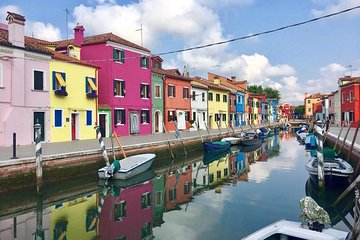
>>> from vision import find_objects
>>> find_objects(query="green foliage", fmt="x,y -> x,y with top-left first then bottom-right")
294,105 -> 305,114
248,85 -> 281,102
248,85 -> 263,93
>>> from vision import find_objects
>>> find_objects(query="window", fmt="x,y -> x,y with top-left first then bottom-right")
192,91 -> 196,100
114,79 -> 125,97
169,188 -> 176,201
185,111 -> 190,121
193,112 -> 196,121
168,85 -> 175,97
342,92 -> 345,103
202,92 -> 205,101
140,84 -> 150,98
85,77 -> 97,94
208,92 -> 213,101
215,113 -> 219,121
350,91 -> 354,102
209,173 -> 214,183
217,170 -> 221,178
184,182 -> 191,195
256,102 -> 259,108
86,110 -> 92,126
113,49 -> 125,63
341,112 -> 345,121
308,108 -> 311,112
216,94 -> 220,102
140,56 -> 149,68
114,201 -> 126,221
223,95 -> 227,102
155,84 -> 161,98
183,87 -> 189,99
54,109 -> 63,127
141,192 -> 151,209
224,168 -> 228,176
155,191 -> 162,205
141,222 -> 151,239
141,110 -> 149,124
34,70 -> 44,90
168,110 -> 176,121
114,109 -> 125,125
52,71 -> 66,91
222,114 -> 226,121
203,112 -> 206,121
307,100 -> 310,104
349,112 -> 354,122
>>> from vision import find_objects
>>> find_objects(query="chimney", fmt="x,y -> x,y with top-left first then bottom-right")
231,76 -> 236,82
74,25 -> 85,45
214,77 -> 220,85
6,12 -> 25,48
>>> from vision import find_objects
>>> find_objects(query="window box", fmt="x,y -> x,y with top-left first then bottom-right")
86,90 -> 97,99
55,86 -> 68,96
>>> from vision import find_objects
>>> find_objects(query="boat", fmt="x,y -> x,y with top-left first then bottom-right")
258,127 -> 269,138
221,136 -> 241,145
304,133 -> 316,149
238,142 -> 262,152
296,128 -> 309,143
305,157 -> 353,186
242,196 -> 350,240
242,219 -> 350,240
203,141 -> 231,152
98,153 -> 156,180
203,149 -> 230,165
239,136 -> 262,146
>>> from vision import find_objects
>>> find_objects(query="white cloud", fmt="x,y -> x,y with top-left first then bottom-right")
26,22 -> 62,41
311,0 -> 360,17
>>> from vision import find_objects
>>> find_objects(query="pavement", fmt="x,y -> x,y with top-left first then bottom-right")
0,124 -> 359,166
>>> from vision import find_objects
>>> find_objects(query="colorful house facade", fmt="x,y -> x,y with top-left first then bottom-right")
151,56 -> 164,133
191,80 -> 208,130
304,92 -> 322,119
0,12 -> 51,146
268,99 -> 278,123
338,76 -> 360,127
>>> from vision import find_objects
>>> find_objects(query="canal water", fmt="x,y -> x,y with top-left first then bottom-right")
0,131 -> 355,239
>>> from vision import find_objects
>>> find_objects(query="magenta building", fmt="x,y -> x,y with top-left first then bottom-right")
99,180 -> 153,239
71,26 -> 152,137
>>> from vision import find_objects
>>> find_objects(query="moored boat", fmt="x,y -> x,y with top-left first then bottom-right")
305,157 -> 353,186
98,153 -> 156,180
258,127 -> 269,138
221,136 -> 241,145
239,137 -> 262,146
203,141 -> 231,152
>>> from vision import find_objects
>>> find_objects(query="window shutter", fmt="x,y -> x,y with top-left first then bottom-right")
113,80 -> 116,96
52,71 -> 56,90
85,77 -> 89,93
113,49 -> 117,61
121,50 -> 125,63
123,81 -> 126,96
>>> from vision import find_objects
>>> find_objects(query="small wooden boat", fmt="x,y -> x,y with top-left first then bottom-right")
203,141 -> 231,152
305,157 -> 353,186
238,143 -> 262,153
98,153 -> 156,180
221,136 -> 241,145
242,219 -> 350,240
239,137 -> 262,146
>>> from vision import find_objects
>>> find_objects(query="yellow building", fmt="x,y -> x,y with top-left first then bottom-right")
49,51 -> 99,142
193,77 -> 230,129
304,93 -> 322,119
252,97 -> 259,125
208,153 -> 231,187
50,194 -> 98,240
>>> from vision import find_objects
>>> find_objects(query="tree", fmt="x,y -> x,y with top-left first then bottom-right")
264,87 -> 280,102
248,85 -> 263,93
294,105 -> 305,115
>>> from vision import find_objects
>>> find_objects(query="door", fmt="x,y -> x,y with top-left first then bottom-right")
154,111 -> 160,133
33,112 -> 45,141
99,113 -> 107,137
71,113 -> 79,140
176,110 -> 186,129
130,112 -> 139,134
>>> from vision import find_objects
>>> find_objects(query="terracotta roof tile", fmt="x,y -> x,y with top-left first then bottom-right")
192,77 -> 230,92
152,68 -> 192,82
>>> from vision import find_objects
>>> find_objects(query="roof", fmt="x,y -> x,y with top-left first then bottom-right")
152,68 -> 192,82
208,72 -> 247,92
305,93 -> 322,99
6,12 -> 25,23
52,32 -> 150,52
191,80 -> 208,90
192,77 -> 230,92
339,76 -> 360,87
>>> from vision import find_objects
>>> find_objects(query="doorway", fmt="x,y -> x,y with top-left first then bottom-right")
130,112 -> 139,134
71,113 -> 79,140
33,112 -> 45,142
154,110 -> 162,133
99,113 -> 108,137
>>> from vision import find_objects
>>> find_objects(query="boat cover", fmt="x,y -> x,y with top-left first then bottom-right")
299,196 -> 330,225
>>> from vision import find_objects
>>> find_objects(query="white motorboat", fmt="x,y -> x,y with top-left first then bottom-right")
221,137 -> 241,145
242,219 -> 350,240
305,157 -> 353,185
98,153 -> 155,180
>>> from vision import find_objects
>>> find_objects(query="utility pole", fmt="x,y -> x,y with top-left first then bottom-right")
136,24 -> 143,46
65,8 -> 70,40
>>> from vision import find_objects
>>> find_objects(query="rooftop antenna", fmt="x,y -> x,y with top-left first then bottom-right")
65,8 -> 70,40
136,24 -> 143,46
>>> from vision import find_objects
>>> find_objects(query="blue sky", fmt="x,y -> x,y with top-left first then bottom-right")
1,0 -> 359,105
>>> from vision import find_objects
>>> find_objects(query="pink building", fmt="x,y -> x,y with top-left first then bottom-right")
54,26 -> 152,137
99,180 -> 153,239
0,12 -> 51,146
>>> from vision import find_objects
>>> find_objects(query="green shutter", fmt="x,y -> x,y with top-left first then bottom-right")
113,49 -> 117,61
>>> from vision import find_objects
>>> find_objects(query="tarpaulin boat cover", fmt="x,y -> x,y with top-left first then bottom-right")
299,196 -> 331,224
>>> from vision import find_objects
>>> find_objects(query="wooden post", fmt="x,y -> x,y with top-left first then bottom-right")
332,174 -> 360,207
94,126 -> 110,166
333,121 -> 345,151
11,133 -> 17,159
204,122 -> 212,142
110,134 -> 117,161
196,120 -> 204,143
314,126 -> 325,188
162,120 -> 175,159
34,122 -> 43,192
338,124 -> 352,155
351,120 -> 360,172
224,121 -> 231,136
215,121 -> 222,137
113,132 -> 126,158
35,191 -> 44,240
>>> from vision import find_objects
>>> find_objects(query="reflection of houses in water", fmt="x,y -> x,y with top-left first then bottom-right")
208,154 -> 230,187
165,165 -> 193,211
50,194 -> 98,240
99,180 -> 153,240
152,174 -> 166,227
0,207 -> 51,239
192,160 -> 208,194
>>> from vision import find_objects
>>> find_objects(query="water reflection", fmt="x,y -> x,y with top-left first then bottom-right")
0,132 -> 355,239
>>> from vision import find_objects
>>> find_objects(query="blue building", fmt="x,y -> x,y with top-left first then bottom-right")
235,91 -> 246,126
268,99 -> 278,123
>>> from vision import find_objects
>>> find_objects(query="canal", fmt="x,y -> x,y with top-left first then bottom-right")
0,131 -> 355,239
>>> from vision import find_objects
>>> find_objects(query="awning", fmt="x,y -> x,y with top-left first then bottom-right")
87,77 -> 97,91
55,72 -> 66,87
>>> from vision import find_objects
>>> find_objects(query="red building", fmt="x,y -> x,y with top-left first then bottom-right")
339,76 -> 360,127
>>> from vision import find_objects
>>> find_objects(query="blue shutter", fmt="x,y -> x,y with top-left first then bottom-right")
86,110 -> 92,126
52,71 -> 56,90
85,77 -> 89,93
54,110 -> 62,127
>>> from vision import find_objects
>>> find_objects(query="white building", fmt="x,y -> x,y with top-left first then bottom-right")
334,90 -> 341,126
191,81 -> 208,130
191,160 -> 209,194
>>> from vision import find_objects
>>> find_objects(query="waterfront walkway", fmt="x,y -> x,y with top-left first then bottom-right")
0,124 -> 359,165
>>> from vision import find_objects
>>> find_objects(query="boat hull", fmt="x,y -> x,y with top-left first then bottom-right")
221,137 -> 241,145
239,138 -> 262,146
203,141 -> 231,152
98,153 -> 155,180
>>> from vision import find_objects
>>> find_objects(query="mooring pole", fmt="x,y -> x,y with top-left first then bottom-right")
11,133 -> 17,159
162,120 -> 175,159
338,123 -> 352,155
34,122 -> 43,192
314,125 -> 325,188
224,121 -> 231,136
351,120 -> 360,172
35,191 -> 44,240
94,126 -> 110,166
334,121 -> 345,151
196,120 -> 204,143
